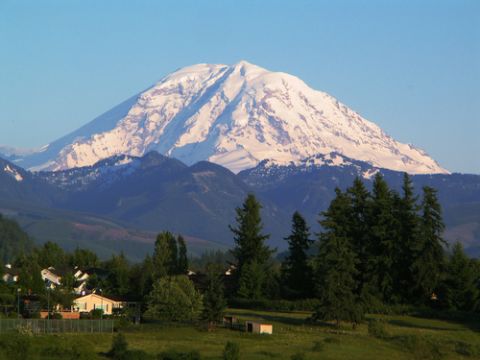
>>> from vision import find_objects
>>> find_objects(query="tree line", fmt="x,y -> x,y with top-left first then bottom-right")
1,173 -> 479,327
228,173 -> 480,325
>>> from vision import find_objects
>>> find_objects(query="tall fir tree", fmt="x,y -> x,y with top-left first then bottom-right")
411,186 -> 446,304
314,189 -> 362,326
230,194 -> 273,298
366,174 -> 399,303
177,235 -> 189,274
397,173 -> 420,302
202,263 -> 227,329
281,211 -> 313,298
346,178 -> 372,303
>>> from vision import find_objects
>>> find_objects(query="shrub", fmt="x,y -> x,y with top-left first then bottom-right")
311,341 -> 324,352
368,319 -> 388,339
51,312 -> 63,320
223,341 -> 240,360
90,309 -> 104,319
109,333 -> 129,359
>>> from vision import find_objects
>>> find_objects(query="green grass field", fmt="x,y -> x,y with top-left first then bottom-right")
1,309 -> 479,359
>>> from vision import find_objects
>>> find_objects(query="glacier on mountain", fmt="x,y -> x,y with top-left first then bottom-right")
4,61 -> 448,175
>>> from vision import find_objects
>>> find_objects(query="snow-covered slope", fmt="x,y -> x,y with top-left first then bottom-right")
11,61 -> 448,174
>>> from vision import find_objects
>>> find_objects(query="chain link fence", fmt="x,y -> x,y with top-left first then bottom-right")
0,319 -> 114,334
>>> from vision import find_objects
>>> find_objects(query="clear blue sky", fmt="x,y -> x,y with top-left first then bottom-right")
0,0 -> 478,173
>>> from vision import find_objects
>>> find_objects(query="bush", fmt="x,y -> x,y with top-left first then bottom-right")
108,333 -> 129,359
311,341 -> 324,352
50,312 -> 63,319
223,341 -> 240,360
90,309 -> 104,319
368,319 -> 388,339
158,349 -> 201,360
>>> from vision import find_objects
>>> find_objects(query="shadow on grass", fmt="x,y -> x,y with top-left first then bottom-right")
388,319 -> 460,332
409,310 -> 480,333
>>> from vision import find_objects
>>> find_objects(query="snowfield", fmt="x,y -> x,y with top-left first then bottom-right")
5,61 -> 448,175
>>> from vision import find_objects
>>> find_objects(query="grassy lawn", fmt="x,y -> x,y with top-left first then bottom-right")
1,309 -> 479,359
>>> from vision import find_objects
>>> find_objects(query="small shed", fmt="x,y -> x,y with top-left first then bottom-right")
245,321 -> 273,335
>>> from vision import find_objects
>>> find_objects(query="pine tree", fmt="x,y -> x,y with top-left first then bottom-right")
237,260 -> 266,299
177,235 -> 189,274
442,242 -> 478,311
314,189 -> 362,326
202,263 -> 227,329
411,186 -> 446,304
397,173 -> 420,302
230,194 -> 273,297
281,211 -> 313,298
346,178 -> 372,303
366,174 -> 399,303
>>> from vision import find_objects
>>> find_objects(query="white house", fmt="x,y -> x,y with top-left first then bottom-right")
73,293 -> 124,315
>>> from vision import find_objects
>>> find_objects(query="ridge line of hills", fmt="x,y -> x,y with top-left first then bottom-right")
1,151 -> 479,259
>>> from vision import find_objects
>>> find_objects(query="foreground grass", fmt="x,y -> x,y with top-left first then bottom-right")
1,309 -> 479,359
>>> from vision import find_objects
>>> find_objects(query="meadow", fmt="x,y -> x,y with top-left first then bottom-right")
1,309 -> 479,359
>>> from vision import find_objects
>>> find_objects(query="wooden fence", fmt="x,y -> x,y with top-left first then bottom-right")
0,319 -> 114,334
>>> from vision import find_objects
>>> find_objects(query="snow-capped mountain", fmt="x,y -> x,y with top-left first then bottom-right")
7,61 -> 448,174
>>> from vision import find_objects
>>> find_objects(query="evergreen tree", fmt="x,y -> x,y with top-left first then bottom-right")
411,186 -> 446,304
153,232 -> 173,279
313,189 -> 362,326
441,243 -> 478,311
237,260 -> 266,299
230,194 -> 273,297
397,173 -> 420,302
202,263 -> 227,329
366,174 -> 399,303
346,178 -> 372,303
281,211 -> 313,298
177,235 -> 189,274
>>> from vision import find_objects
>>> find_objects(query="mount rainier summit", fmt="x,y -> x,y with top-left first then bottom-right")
5,61 -> 447,175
